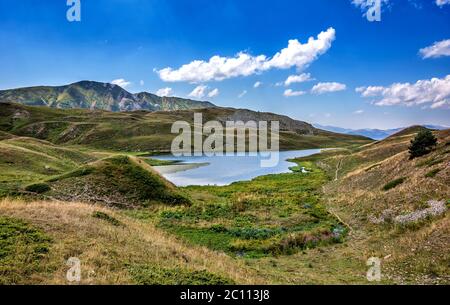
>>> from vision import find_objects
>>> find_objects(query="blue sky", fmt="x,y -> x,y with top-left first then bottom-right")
0,0 -> 449,129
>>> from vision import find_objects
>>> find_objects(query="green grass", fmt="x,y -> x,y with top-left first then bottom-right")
157,160 -> 346,258
383,177 -> 407,191
143,158 -> 179,166
128,265 -> 234,285
0,216 -> 51,284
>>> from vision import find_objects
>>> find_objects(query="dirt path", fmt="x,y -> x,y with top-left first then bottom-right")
335,158 -> 343,181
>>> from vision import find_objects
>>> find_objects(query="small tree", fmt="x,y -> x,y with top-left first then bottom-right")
408,130 -> 437,159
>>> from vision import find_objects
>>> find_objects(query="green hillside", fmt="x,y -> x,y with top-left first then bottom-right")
0,103 -> 372,152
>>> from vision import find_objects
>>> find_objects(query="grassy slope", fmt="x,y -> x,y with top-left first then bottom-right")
46,155 -> 190,208
293,129 -> 450,284
0,137 -> 95,196
0,199 -> 262,284
0,103 -> 372,152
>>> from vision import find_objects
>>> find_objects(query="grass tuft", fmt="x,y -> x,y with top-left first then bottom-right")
383,177 -> 406,191
92,211 -> 123,227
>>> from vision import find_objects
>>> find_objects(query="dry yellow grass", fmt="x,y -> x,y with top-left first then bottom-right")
0,198 -> 265,284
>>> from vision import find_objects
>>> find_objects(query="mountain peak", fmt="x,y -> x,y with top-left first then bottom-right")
0,81 -> 216,112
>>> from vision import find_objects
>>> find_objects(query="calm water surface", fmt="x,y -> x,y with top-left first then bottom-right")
151,149 -> 321,186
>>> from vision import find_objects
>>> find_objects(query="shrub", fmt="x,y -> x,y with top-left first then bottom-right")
92,211 -> 123,227
425,168 -> 441,178
409,130 -> 437,159
128,265 -> 234,285
25,183 -> 51,194
383,177 -> 406,191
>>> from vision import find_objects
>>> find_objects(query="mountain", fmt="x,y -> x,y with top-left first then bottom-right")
314,124 -> 449,140
0,81 -> 216,112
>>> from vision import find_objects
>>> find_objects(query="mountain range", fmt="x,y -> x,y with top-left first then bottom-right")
0,81 -> 215,112
313,124 -> 450,140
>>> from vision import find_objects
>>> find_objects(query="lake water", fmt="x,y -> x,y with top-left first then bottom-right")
151,149 -> 322,186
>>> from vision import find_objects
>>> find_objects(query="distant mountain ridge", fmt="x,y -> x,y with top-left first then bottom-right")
314,124 -> 449,140
0,81 -> 216,112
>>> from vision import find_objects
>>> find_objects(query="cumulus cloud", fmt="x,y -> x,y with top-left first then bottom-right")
284,89 -> 306,97
254,81 -> 262,88
356,75 -> 450,109
157,28 -> 336,83
111,78 -> 131,88
140,80 -> 145,86
436,0 -> 450,7
156,87 -> 173,97
188,85 -> 208,99
353,110 -> 364,114
419,39 -> 450,59
311,82 -> 347,94
284,73 -> 313,86
208,88 -> 220,98
238,90 -> 247,98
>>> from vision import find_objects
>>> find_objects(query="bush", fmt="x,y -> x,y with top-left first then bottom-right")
425,168 -> 441,178
409,130 -> 437,159
25,183 -> 51,194
92,211 -> 123,227
383,177 -> 406,191
128,265 -> 234,285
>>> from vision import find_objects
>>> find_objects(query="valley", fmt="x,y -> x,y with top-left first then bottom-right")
0,102 -> 448,285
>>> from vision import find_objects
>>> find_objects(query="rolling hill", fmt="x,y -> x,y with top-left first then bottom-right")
0,81 -> 216,112
0,102 -> 373,152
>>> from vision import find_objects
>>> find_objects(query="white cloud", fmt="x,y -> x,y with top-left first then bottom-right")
284,89 -> 306,97
111,78 -> 131,88
419,39 -> 450,59
238,90 -> 247,98
156,87 -> 173,97
352,0 -> 390,12
436,0 -> 450,7
352,0 -> 389,21
356,75 -> 450,109
140,80 -> 145,86
284,73 -> 313,86
311,82 -> 347,94
157,28 -> 336,83
353,110 -> 364,114
208,88 -> 220,98
189,85 -> 208,99
254,81 -> 262,88
430,100 -> 450,109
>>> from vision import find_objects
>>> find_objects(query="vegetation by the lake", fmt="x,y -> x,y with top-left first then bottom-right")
158,160 -> 347,258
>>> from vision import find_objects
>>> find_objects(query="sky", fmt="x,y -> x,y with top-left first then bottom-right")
0,0 -> 449,129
